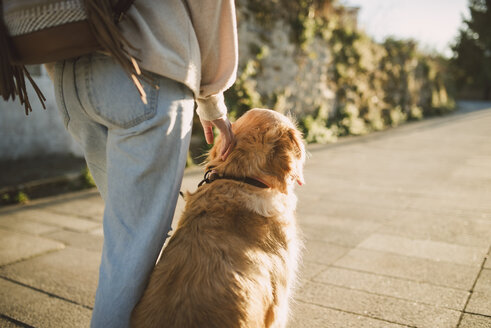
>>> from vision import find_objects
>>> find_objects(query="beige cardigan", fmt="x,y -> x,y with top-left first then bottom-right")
120,0 -> 238,121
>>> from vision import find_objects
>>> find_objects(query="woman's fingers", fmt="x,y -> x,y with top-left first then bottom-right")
213,117 -> 235,160
200,118 -> 215,144
200,116 -> 236,160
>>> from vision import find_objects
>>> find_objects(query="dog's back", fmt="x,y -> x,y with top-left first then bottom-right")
131,182 -> 298,328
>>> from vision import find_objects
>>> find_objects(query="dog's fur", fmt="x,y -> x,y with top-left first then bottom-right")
131,108 -> 306,328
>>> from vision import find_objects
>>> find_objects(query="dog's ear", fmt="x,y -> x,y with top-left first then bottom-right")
282,113 -> 306,185
286,128 -> 305,186
267,126 -> 305,192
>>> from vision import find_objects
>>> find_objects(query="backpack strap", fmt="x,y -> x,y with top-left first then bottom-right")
84,0 -> 149,104
114,0 -> 136,23
0,0 -> 47,114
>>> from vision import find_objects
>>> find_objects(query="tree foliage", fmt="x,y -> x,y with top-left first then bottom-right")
452,0 -> 491,99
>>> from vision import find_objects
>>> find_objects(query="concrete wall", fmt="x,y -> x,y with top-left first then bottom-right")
0,67 -> 83,160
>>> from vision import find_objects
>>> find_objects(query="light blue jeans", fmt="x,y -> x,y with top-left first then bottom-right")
53,53 -> 194,328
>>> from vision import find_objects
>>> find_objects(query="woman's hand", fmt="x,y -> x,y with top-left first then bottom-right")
200,116 -> 235,160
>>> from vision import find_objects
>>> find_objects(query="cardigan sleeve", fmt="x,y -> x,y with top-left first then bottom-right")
185,0 -> 238,121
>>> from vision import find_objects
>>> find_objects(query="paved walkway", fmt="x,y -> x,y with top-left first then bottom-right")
1,102 -> 491,328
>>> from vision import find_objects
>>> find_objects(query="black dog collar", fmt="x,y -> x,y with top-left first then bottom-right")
197,168 -> 269,189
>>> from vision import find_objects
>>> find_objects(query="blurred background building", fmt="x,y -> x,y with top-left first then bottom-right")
0,66 -> 82,160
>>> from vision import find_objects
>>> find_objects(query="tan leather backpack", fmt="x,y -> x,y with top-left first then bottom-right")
0,0 -> 149,115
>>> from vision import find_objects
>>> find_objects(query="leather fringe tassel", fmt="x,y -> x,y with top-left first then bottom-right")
0,7 -> 46,115
84,0 -> 152,104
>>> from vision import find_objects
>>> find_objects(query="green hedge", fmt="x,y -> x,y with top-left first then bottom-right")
190,1 -> 455,163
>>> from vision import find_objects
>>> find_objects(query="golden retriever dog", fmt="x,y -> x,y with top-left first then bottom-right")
131,108 -> 306,328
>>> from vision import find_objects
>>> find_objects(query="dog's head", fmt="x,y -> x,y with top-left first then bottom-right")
207,108 -> 306,194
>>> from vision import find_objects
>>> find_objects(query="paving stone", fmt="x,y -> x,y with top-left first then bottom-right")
0,215 -> 60,235
0,278 -> 91,328
298,214 -> 381,233
297,196 -> 401,224
0,317 -> 24,327
315,267 -> 469,310
289,301 -> 408,328
484,253 -> 491,269
298,214 -> 380,247
0,247 -> 99,308
379,215 -> 491,248
43,230 -> 103,252
299,191 -> 412,215
403,200 -> 491,221
334,248 -> 480,290
9,208 -> 100,232
358,234 -> 486,266
297,261 -> 329,281
326,190 -> 422,213
459,313 -> 491,328
302,240 -> 350,266
300,223 -> 373,247
0,228 -> 64,266
420,187 -> 491,212
466,291 -> 491,317
474,269 -> 491,293
412,193 -> 491,217
41,194 -> 105,221
296,281 -> 460,328
452,161 -> 491,182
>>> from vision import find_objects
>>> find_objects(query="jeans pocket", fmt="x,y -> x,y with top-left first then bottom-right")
53,61 -> 70,128
81,54 -> 159,129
